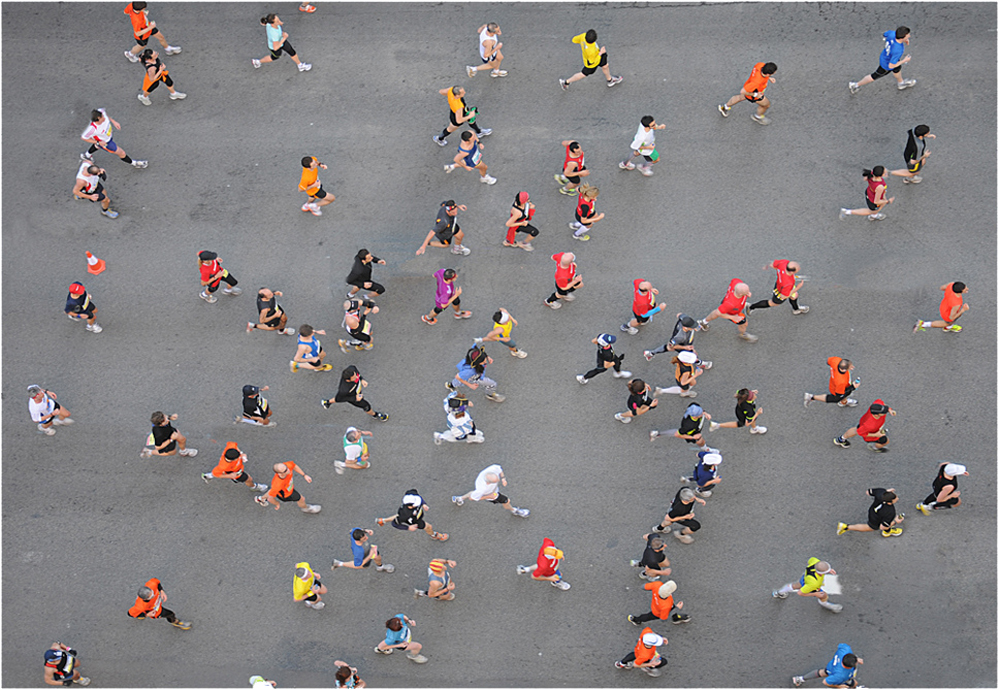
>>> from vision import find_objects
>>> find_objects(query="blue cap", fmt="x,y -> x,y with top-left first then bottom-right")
597,333 -> 616,347
685,403 -> 703,417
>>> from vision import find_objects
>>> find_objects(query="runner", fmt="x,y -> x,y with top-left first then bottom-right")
422,268 -> 472,324
416,201 -> 471,256
43,642 -> 90,687
555,140 -> 590,196
447,343 -> 506,403
127,577 -> 191,629
239,384 -> 275,426
839,167 -> 894,221
652,351 -> 703,398
516,537 -> 571,590
80,108 -> 146,168
200,441 -> 268,492
629,579 -> 692,626
772,558 -> 843,612
376,489 -> 449,541
321,365 -> 389,420
619,116 -> 665,176
137,48 -> 186,105
250,675 -> 277,690
568,184 -> 604,241
140,411 -> 197,458
254,461 -> 321,513
804,357 -> 860,408
792,643 -> 863,687
629,533 -> 671,581
559,29 -> 623,89
679,450 -> 722,498
615,378 -> 658,424
345,249 -> 387,299
644,314 -> 711,369
834,399 -> 896,452
293,562 -> 327,610
291,325 -> 333,372
434,86 -> 491,146
333,661 -> 366,689
298,156 -> 334,216
889,124 -> 935,183
747,259 -> 809,316
197,250 -> 241,304
503,191 -> 538,251
718,62 -> 777,125
708,388 -> 767,434
466,23 -> 506,77
27,385 -> 73,436
849,26 -> 915,94
71,162 -> 119,219
413,558 -> 457,600
444,130 -> 497,185
836,487 -> 904,537
649,403 -> 718,451
339,298 -> 377,352
433,393 -> 484,444
913,281 -> 969,333
331,527 -> 394,573
65,281 -> 105,332
451,463 -> 530,517
698,278 -> 758,342
474,308 -> 527,358
651,487 -> 707,544
252,14 -> 312,72
374,613 -> 427,663
576,333 -> 631,384
614,630 -> 667,677
123,2 -> 180,63
544,251 -> 583,308
621,279 -> 660,334
916,462 -> 968,515
248,287 -> 295,335
334,427 -> 373,474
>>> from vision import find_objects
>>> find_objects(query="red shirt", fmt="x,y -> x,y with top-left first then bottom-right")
939,282 -> 963,322
575,193 -> 594,221
199,258 -> 222,287
564,144 -> 585,175
552,253 -> 576,290
866,177 -> 885,204
771,260 -> 794,297
718,278 -> 747,315
632,279 -> 655,315
857,399 -> 887,440
534,537 -> 560,578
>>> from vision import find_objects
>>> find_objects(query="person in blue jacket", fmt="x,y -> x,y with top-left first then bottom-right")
849,26 -> 915,93
793,643 -> 863,688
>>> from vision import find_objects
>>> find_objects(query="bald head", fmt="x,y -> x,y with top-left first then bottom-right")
815,561 -> 832,574
787,261 -> 801,273
273,463 -> 288,474
638,281 -> 653,292
560,253 -> 575,267
734,282 -> 751,296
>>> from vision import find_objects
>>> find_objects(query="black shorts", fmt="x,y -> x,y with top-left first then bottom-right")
581,53 -> 608,76
435,227 -> 457,244
866,197 -> 879,211
489,492 -> 509,505
908,159 -> 923,174
448,110 -> 462,127
865,435 -> 888,445
681,435 -> 700,444
870,64 -> 902,80
675,378 -> 690,392
277,489 -> 302,503
304,578 -> 322,601
263,314 -> 283,327
269,42 -> 297,60
633,311 -> 650,324
672,518 -> 701,532
393,518 -> 426,530
770,289 -> 788,304
310,186 -> 328,200
744,94 -> 765,103
566,174 -> 581,184
85,183 -> 107,202
735,410 -> 750,427
734,317 -> 747,325
433,297 -> 460,314
134,26 -> 160,46
232,471 -> 250,484
160,441 -> 177,453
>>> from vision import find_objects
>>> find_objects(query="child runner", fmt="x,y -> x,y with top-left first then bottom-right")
619,116 -> 665,176
708,388 -> 767,434
123,2 -> 180,62
137,49 -> 186,105
576,333 -> 631,384
445,131 -> 497,184
298,156 -> 335,216
422,268 -> 471,324
503,192 -> 538,251
889,124 -> 934,183
914,281 -> 969,333
718,62 -> 777,125
849,26 -> 915,94
555,140 -> 589,196
516,537 -> 570,589
839,167 -> 894,221
568,184 -> 604,241
252,14 -> 311,71
559,29 -> 623,89
474,308 -> 526,358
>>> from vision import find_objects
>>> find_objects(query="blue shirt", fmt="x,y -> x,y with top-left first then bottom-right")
825,644 -> 857,686
384,614 -> 410,646
692,452 -> 719,486
349,528 -> 366,566
265,23 -> 282,49
879,30 -> 905,69
455,360 -> 479,382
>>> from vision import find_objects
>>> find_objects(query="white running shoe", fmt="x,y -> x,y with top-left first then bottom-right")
298,62 -> 312,72
168,91 -> 187,100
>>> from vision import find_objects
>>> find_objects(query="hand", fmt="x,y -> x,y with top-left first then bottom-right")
455,287 -> 462,296
457,204 -> 467,211
902,55 -> 911,63
169,414 -> 178,421
261,386 -> 269,392
416,247 -> 426,256
467,381 -> 479,390
598,46 -> 606,55
768,76 -> 776,84
304,475 -> 312,483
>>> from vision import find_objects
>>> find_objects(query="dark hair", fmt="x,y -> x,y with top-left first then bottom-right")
952,282 -> 966,293
141,48 -> 154,59
357,248 -> 369,260
261,13 -> 277,25
914,124 -> 930,137
842,653 -> 858,668
132,1 -> 147,10
862,166 -> 885,179
735,388 -> 751,404
628,379 -> 646,394
225,447 -> 240,460
90,109 -> 103,122
492,310 -> 504,323
299,324 -> 314,337
585,29 -> 597,43
461,131 -> 474,142
640,115 -> 655,128
881,491 -> 897,503
386,617 -> 403,631
441,200 -> 456,208
301,156 -> 314,168
762,62 -> 778,75
151,411 -> 166,425
837,358 -> 851,372
568,140 -> 581,153
335,666 -> 353,684
895,26 -> 910,40
443,268 -> 457,280
342,365 -> 360,380
352,528 -> 366,541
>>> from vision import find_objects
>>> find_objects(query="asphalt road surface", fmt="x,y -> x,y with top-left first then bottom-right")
2,1 -> 996,688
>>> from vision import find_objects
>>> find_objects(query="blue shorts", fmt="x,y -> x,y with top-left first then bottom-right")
101,139 -> 119,153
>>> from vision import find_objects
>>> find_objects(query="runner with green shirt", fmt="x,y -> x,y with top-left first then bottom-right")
559,29 -> 622,89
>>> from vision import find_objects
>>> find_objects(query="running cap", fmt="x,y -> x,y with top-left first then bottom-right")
44,649 -> 66,664
442,200 -> 457,209
249,677 -> 265,686
402,491 -> 423,507
677,351 -> 698,364
494,309 -> 510,324
679,315 -> 697,328
685,403 -> 703,417
658,580 -> 677,598
543,546 -> 564,560
702,452 -> 722,466
198,250 -> 218,261
517,191 -> 529,204
944,463 -> 968,476
243,385 -> 259,397
642,632 -> 664,647
27,385 -> 43,396
68,283 -> 86,294
869,403 -> 889,415
597,333 -> 616,347
429,558 -> 447,574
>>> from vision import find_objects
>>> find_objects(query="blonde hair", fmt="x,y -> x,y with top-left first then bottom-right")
578,183 -> 599,200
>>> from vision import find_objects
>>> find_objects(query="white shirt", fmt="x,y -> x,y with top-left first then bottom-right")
343,427 -> 365,462
479,27 -> 497,60
471,464 -> 504,501
76,161 -> 99,193
29,394 -> 55,422
81,109 -> 112,143
447,411 -> 475,437
630,125 -> 656,154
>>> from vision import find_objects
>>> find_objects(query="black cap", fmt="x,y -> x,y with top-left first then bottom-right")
680,315 -> 697,328
198,250 -> 218,261
243,385 -> 259,397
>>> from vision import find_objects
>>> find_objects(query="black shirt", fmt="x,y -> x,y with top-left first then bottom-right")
346,256 -> 380,285
596,345 -> 619,367
396,501 -> 425,526
931,467 -> 957,498
151,423 -> 176,447
627,389 -> 653,414
257,294 -> 281,321
735,400 -> 756,424
668,488 -> 694,519
678,415 -> 704,437
867,487 -> 896,529
433,209 -> 458,241
243,394 -> 269,417
640,535 -> 666,568
336,376 -> 362,401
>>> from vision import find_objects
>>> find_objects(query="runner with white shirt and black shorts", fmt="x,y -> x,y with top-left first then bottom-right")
27,386 -> 73,436
466,23 -> 506,77
80,109 -> 146,168
451,464 -> 529,517
72,162 -> 118,218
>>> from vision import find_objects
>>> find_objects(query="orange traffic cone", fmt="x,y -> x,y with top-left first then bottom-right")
86,252 -> 106,275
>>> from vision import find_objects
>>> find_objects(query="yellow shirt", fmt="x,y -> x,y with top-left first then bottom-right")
299,158 -> 319,193
572,33 -> 600,68
494,319 -> 513,340
293,562 -> 315,601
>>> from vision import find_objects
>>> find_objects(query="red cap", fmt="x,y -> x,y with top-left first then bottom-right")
69,283 -> 86,294
517,191 -> 529,204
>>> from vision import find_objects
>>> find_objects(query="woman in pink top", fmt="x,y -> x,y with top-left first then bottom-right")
839,166 -> 895,221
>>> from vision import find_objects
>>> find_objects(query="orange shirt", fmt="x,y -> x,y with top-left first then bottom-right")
644,582 -> 675,619
268,461 -> 297,498
939,283 -> 963,322
299,158 -> 319,193
212,442 -> 244,477
633,627 -> 659,665
743,62 -> 769,94
827,356 -> 851,395
125,4 -> 151,38
446,90 -> 465,115
128,578 -> 164,618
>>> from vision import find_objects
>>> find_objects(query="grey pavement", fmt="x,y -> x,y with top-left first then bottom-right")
1,1 -> 996,688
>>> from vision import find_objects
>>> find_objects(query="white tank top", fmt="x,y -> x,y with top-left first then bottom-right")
76,161 -> 99,193
479,28 -> 495,60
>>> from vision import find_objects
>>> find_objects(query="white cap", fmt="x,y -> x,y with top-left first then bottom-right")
944,463 -> 968,476
702,453 -> 722,466
642,632 -> 664,647
657,580 -> 677,598
402,493 -> 423,507
677,351 -> 698,364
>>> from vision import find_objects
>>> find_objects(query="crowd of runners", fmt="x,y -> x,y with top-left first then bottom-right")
34,5 -> 979,688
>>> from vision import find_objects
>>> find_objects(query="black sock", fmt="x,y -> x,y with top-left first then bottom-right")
121,154 -> 133,164
439,128 -> 450,140
87,144 -> 98,154
789,297 -> 800,310
469,122 -> 482,134
749,299 -> 770,311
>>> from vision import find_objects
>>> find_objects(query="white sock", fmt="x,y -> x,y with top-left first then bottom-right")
778,583 -> 795,595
